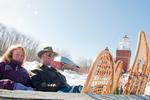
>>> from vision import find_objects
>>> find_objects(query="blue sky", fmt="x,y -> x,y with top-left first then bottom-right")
0,0 -> 150,64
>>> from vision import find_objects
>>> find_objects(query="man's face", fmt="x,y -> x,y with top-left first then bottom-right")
41,51 -> 53,65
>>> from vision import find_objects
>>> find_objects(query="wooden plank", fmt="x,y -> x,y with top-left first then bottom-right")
0,89 -> 150,100
0,89 -> 92,100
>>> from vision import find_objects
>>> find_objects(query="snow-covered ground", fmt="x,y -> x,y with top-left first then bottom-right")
24,61 -> 86,86
145,82 -> 150,95
24,61 -> 150,95
58,70 -> 86,86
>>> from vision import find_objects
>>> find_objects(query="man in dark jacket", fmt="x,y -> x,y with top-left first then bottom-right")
31,46 -> 82,93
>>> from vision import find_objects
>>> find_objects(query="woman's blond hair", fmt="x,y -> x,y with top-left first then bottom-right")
1,44 -> 26,66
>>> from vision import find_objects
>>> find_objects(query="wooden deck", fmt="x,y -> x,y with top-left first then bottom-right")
0,89 -> 150,100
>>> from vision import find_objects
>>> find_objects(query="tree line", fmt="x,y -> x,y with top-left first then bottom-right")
0,23 -> 39,61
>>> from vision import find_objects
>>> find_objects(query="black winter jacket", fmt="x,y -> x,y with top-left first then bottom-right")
31,65 -> 67,92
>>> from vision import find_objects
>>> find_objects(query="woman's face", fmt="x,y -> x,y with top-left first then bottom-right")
12,47 -> 25,63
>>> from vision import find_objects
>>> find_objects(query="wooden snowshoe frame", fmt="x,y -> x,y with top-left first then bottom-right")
122,31 -> 150,95
81,49 -> 123,94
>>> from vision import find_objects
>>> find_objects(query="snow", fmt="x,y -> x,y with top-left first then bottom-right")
145,83 -> 150,95
58,70 -> 86,86
24,61 -> 150,95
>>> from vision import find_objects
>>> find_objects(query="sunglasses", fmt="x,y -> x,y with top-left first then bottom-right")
48,53 -> 55,57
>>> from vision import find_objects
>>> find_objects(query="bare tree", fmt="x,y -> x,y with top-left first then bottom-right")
0,23 -> 39,61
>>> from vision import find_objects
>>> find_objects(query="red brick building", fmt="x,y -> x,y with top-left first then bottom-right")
116,35 -> 131,73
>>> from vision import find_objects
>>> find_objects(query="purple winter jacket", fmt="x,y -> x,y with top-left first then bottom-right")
0,60 -> 32,90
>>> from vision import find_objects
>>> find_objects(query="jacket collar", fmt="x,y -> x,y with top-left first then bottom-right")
9,60 -> 22,69
41,65 -> 56,71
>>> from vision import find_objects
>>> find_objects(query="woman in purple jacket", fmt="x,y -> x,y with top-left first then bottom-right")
0,44 -> 33,90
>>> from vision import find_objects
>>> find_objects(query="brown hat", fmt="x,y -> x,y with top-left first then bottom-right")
38,46 -> 57,58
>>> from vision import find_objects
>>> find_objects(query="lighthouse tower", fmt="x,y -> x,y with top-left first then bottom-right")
116,35 -> 131,73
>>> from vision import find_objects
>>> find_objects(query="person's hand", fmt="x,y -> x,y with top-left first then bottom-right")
72,67 -> 80,72
63,64 -> 74,69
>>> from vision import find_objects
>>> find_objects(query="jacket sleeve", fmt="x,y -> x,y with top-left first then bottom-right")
0,62 -> 15,90
0,79 -> 15,90
31,70 -> 60,92
22,68 -> 33,87
0,62 -> 5,79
